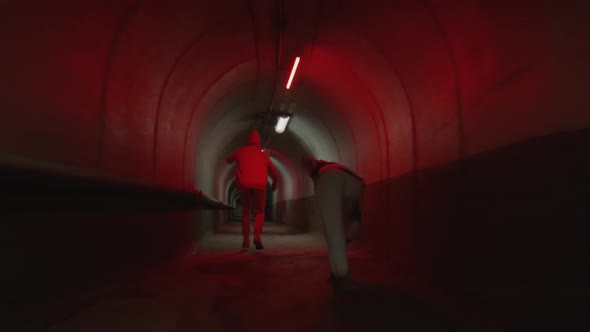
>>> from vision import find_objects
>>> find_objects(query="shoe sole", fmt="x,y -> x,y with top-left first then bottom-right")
253,240 -> 264,250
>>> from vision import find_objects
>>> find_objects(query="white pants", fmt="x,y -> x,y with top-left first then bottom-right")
315,168 -> 364,277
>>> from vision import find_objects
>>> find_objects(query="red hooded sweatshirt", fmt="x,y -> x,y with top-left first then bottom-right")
226,130 -> 279,190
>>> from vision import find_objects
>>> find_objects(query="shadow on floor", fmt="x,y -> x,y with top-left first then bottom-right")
327,282 -> 506,332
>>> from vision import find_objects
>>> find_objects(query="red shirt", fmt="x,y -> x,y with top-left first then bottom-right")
311,160 -> 365,188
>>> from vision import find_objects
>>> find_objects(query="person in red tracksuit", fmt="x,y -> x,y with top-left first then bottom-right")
227,129 -> 279,250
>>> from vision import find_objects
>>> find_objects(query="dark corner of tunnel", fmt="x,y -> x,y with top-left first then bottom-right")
1,163 -> 229,322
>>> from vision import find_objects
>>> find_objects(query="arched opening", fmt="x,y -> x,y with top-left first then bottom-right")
3,1 -> 590,330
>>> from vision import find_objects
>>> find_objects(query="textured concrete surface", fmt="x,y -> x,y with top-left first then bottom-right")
22,233 -> 505,332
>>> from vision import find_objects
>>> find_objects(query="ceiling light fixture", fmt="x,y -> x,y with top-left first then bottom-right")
286,56 -> 300,90
275,115 -> 290,133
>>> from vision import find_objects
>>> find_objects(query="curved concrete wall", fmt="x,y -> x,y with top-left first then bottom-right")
2,1 -> 590,321
2,1 -> 588,193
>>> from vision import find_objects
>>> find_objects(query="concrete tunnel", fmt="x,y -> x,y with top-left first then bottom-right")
2,1 -> 590,331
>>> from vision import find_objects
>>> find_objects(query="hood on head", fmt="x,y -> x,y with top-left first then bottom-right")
247,129 -> 261,148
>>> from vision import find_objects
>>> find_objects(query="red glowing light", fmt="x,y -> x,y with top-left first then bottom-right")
286,56 -> 300,90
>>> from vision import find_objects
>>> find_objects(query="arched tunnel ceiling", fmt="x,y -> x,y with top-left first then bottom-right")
1,0 -> 589,199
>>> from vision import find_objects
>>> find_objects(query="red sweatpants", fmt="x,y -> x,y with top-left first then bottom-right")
240,189 -> 266,241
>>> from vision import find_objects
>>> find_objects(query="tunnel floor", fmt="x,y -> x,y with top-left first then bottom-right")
31,233 -> 506,332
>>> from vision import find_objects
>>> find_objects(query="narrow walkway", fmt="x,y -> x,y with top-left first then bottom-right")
39,234 -> 503,332
216,221 -> 299,235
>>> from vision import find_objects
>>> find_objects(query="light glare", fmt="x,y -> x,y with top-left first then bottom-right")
286,57 -> 300,89
275,116 -> 290,134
